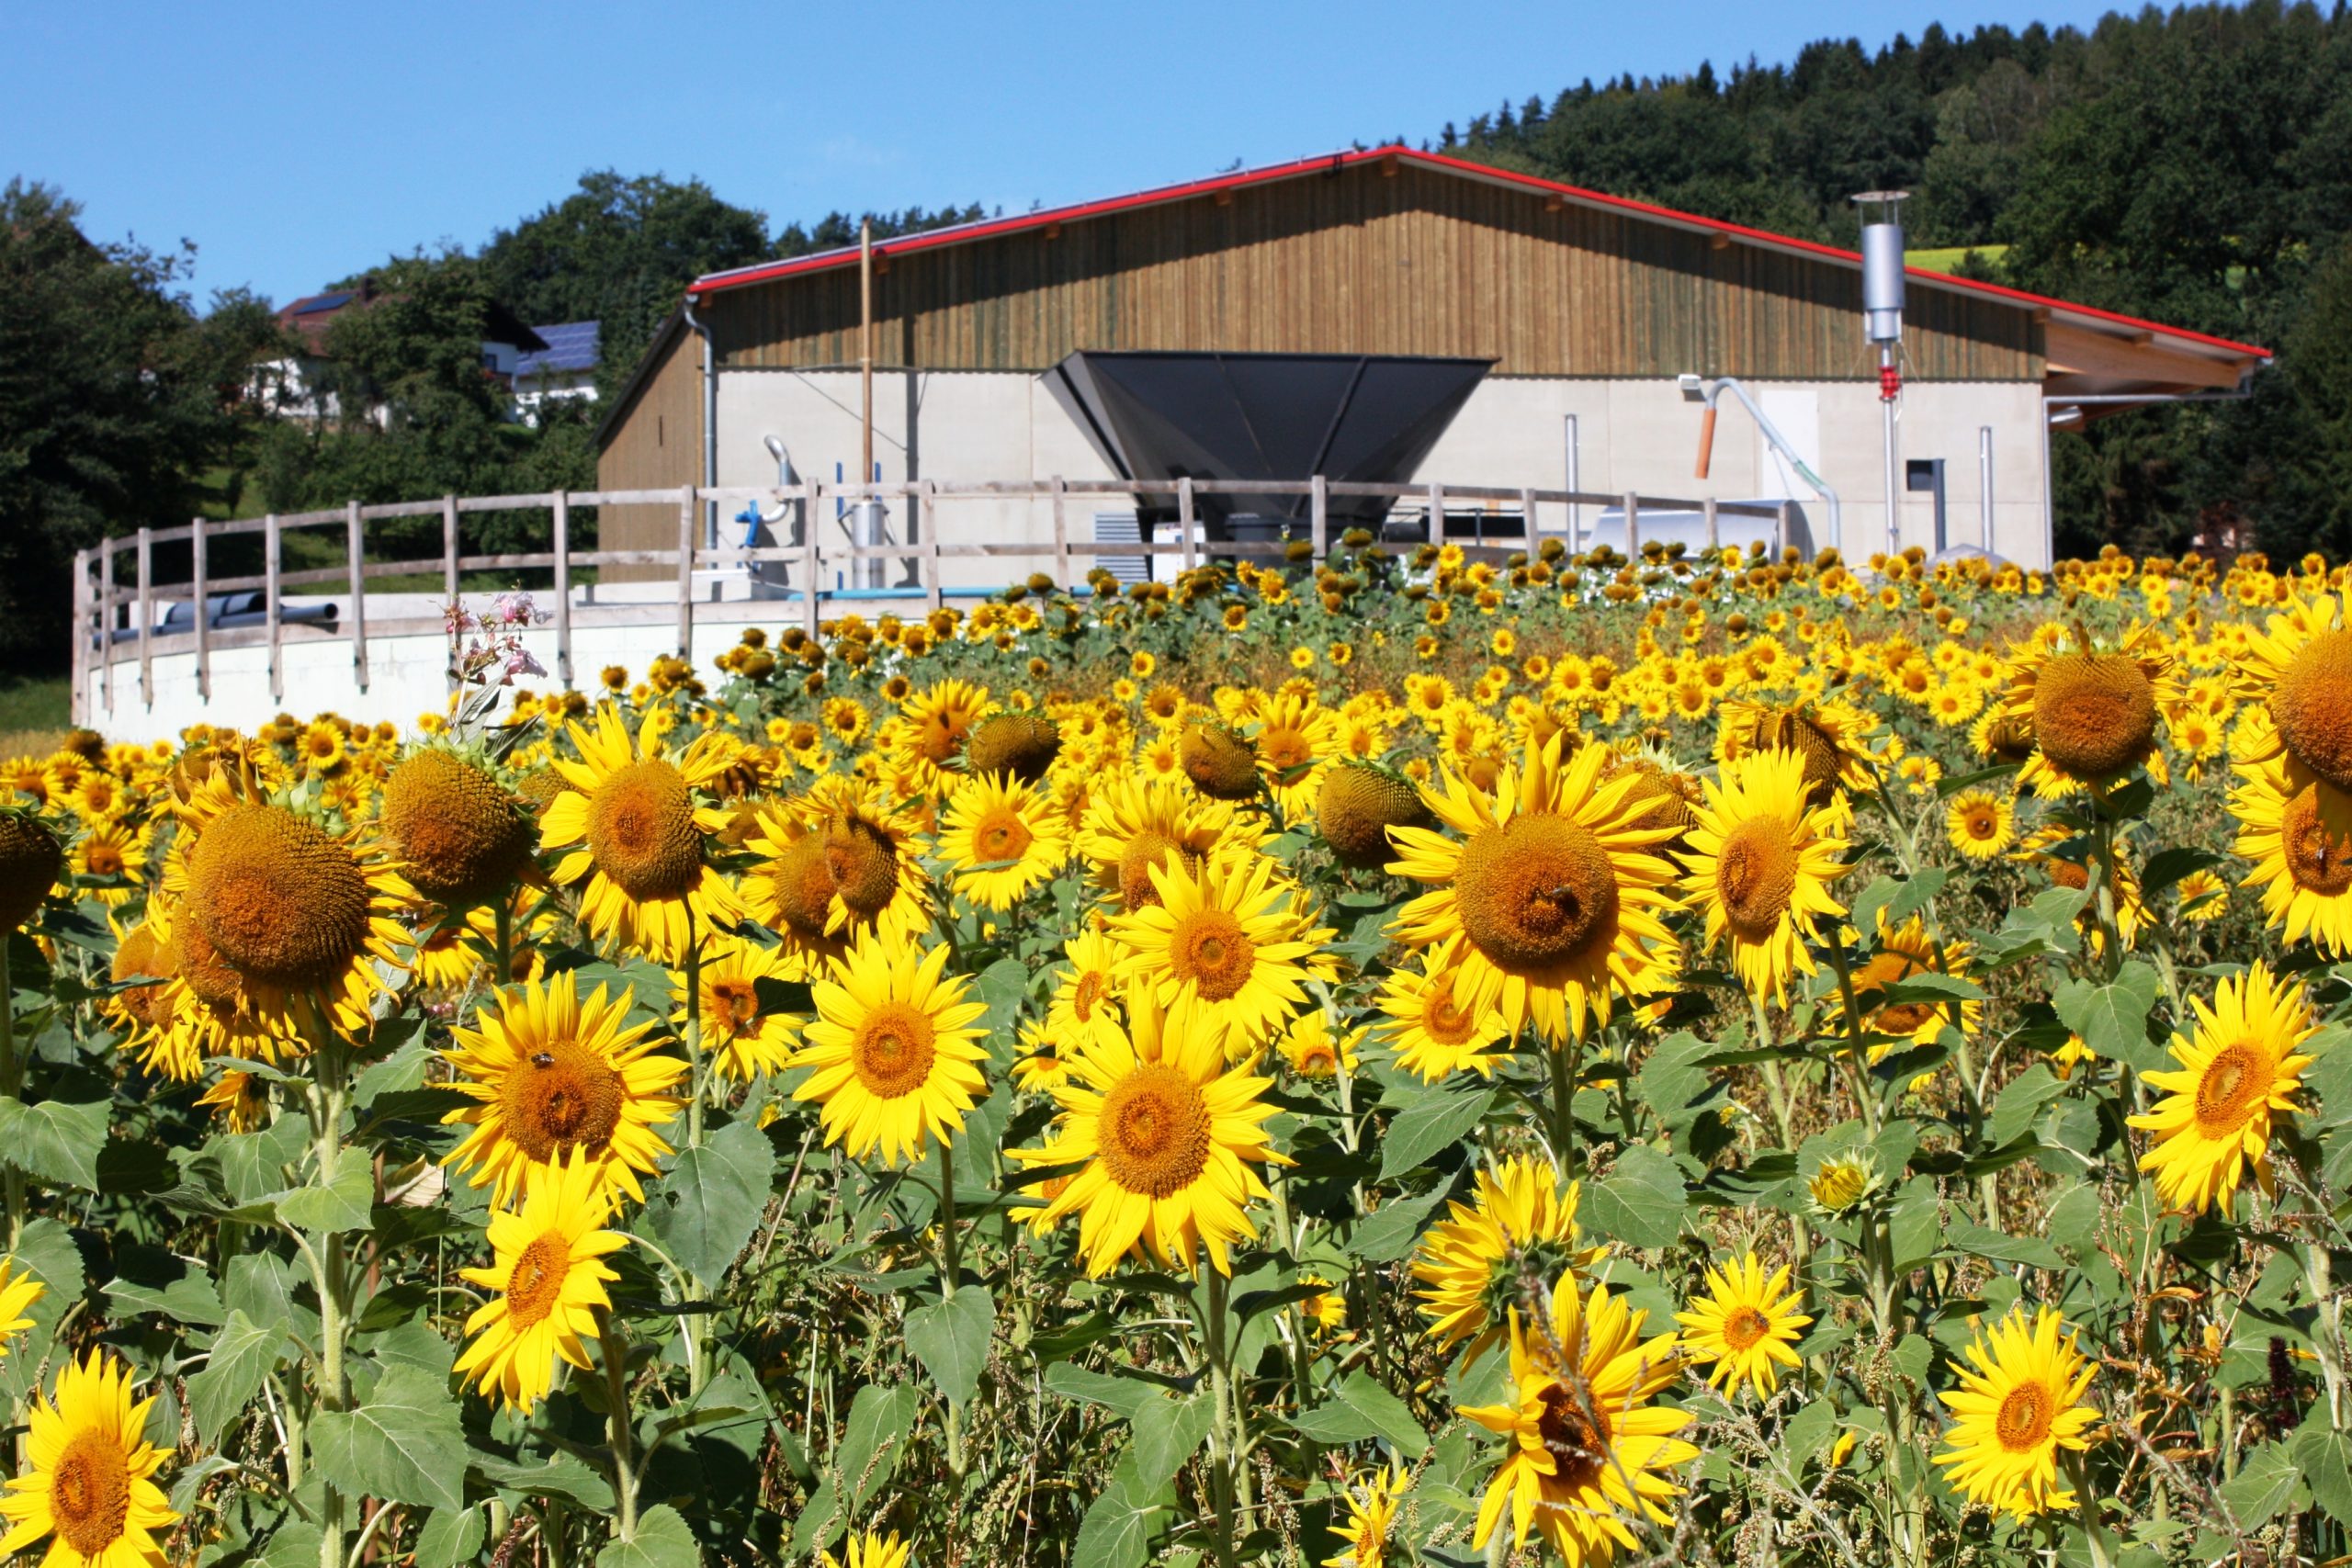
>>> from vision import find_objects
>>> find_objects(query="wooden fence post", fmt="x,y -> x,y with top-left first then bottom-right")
1703,498 -> 1720,556
70,550 -> 89,727
552,491 -> 573,689
346,501 -> 368,692
1050,475 -> 1069,592
99,537 -> 115,715
136,525 -> 153,708
265,513 -> 284,703
922,481 -> 942,613
1520,488 -> 1537,555
676,486 -> 697,657
441,495 -> 459,604
1310,474 -> 1328,560
1178,478 -> 1197,573
1622,492 -> 1640,559
1778,502 -> 1793,558
191,517 -> 209,703
802,477 -> 822,637
1426,481 -> 1445,547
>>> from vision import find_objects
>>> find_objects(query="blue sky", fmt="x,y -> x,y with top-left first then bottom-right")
6,0 -> 2124,311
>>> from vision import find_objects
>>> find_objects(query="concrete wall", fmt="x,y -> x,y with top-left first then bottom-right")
714,368 -> 2052,574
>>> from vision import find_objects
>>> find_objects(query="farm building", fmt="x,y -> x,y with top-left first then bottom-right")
593,145 -> 2269,580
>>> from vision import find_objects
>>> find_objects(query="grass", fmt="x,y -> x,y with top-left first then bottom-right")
1906,243 -> 2009,275
0,675 -> 74,758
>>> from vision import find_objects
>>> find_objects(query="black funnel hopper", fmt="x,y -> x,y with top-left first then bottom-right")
1045,351 -> 1491,538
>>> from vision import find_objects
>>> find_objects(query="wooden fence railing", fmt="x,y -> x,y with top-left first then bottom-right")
72,478 -> 1791,722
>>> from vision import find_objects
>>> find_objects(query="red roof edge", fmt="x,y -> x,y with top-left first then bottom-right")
688,145 -> 2272,362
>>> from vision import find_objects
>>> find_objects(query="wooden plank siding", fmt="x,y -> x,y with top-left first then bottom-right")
594,318 -> 704,581
703,163 -> 2040,382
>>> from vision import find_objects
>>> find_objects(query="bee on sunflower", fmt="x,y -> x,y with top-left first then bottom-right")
741,776 -> 935,976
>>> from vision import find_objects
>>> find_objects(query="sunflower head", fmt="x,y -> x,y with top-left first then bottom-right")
381,747 -> 537,905
1317,760 -> 1430,867
185,804 -> 374,992
514,766 -> 574,817
0,809 -> 62,932
2030,646 -> 2159,780
964,712 -> 1061,783
2267,623 -> 2352,792
1454,812 -> 1621,971
1180,724 -> 1262,801
582,758 -> 705,901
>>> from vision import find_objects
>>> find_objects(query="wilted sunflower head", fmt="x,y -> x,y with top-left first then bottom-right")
964,713 -> 1061,783
0,809 -> 62,932
381,748 -> 537,906
186,804 -> 374,992
1317,760 -> 1430,868
1180,724 -> 1261,801
1726,701 -> 1857,806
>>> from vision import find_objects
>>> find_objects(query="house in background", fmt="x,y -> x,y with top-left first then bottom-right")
258,283 -> 549,424
513,321 -> 601,422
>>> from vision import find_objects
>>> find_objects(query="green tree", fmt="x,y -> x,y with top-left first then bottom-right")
0,180 -> 283,671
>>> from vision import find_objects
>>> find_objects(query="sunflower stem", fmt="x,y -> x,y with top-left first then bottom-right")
594,1308 -> 640,1540
0,934 -> 20,1248
1547,1031 -> 1581,1177
1202,1262 -> 1240,1568
493,896 -> 514,989
684,920 -> 707,1150
1823,928 -> 1882,1136
306,1032 -> 355,1568
936,1132 -> 968,1477
1748,993 -> 1814,1308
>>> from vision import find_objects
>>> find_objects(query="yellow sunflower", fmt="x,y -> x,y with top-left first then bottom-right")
1113,852 -> 1328,1048
1278,1010 -> 1362,1078
453,1152 -> 628,1412
2129,959 -> 2316,1214
1674,1252 -> 1811,1399
1075,773 -> 1261,914
67,821 -> 147,907
442,972 -> 686,1205
1679,748 -> 1849,1007
1323,1463 -> 1408,1568
788,935 -> 989,1166
741,776 -> 934,976
1250,691 -> 1340,818
0,1350 -> 178,1568
1458,1272 -> 1695,1563
888,678 -> 993,795
1996,622 -> 2178,796
1014,988 -> 1286,1277
1714,697 -> 1875,807
2230,757 -> 2352,954
1944,787 -> 2016,860
194,1069 -> 272,1134
1934,1305 -> 2099,1518
0,1257 -> 45,1358
540,704 -> 740,964
2232,589 -> 2352,822
1412,1154 -> 1604,1363
820,1531 -> 911,1568
1849,915 -> 1981,1052
671,938 -> 803,1084
1387,733 -> 1681,1043
936,772 -> 1069,910
1374,937 -> 1510,1082
1046,924 -> 1126,1055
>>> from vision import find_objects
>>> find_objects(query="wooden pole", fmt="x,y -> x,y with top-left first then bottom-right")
1520,487 -> 1537,554
1426,481 -> 1445,547
99,537 -> 115,715
859,221 -> 874,493
802,476 -> 822,637
69,549 -> 88,727
552,491 -> 573,689
191,516 -> 209,703
1050,475 -> 1069,592
1703,497 -> 1720,555
1310,474 -> 1328,560
265,513 -> 284,704
1178,477 -> 1197,573
1622,491 -> 1640,559
135,525 -> 153,709
1778,502 -> 1793,558
441,494 -> 460,604
922,480 -> 942,613
676,486 -> 696,658
346,500 -> 368,693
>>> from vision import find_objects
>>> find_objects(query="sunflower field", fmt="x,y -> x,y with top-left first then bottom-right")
0,533 -> 2349,1568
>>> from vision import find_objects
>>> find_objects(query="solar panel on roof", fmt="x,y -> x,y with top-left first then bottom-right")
295,291 -> 353,315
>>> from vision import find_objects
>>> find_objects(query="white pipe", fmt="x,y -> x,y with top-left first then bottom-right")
1688,376 -> 1842,553
682,297 -> 719,550
1979,426 -> 1995,554
1880,346 -> 1901,558
1563,413 -> 1580,550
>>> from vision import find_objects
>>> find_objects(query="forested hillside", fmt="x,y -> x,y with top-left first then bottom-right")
1427,1 -> 2352,558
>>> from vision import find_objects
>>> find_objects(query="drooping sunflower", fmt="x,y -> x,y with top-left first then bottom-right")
1934,1305 -> 2100,1518
442,972 -> 685,1205
820,1530 -> 912,1568
1316,760 -> 1432,869
2230,757 -> 2352,954
1714,697 -> 1875,807
741,776 -> 934,976
788,935 -> 989,1166
1412,1154 -> 1605,1363
0,809 -> 63,933
1322,1463 -> 1409,1568
539,704 -> 740,964
178,801 -> 413,1036
670,937 -> 803,1084
1388,733 -> 1681,1043
936,772 -> 1069,910
453,1152 -> 628,1412
1674,1252 -> 1812,1400
1679,748 -> 1849,1007
1014,987 -> 1287,1277
1178,722 -> 1264,802
379,745 -> 538,908
1944,787 -> 2017,860
1996,622 -> 2179,796
1458,1272 -> 1695,1564
888,677 -> 993,795
1114,852 -> 1328,1048
0,1257 -> 45,1358
1374,937 -> 1510,1082
0,1350 -> 178,1568
964,711 -> 1062,784
2129,959 -> 2316,1214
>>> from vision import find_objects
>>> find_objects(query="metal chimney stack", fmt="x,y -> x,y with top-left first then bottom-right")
1851,191 -> 1911,558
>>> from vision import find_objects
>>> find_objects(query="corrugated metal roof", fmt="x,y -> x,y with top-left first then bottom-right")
516,321 -> 600,378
